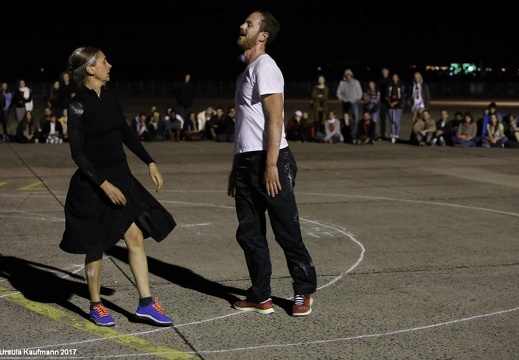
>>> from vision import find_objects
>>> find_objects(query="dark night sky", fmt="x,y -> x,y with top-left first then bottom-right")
3,0 -> 518,83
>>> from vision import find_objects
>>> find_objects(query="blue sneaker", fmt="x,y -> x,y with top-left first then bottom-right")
89,304 -> 115,326
135,297 -> 173,326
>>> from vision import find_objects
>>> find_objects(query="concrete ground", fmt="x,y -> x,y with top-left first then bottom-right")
0,96 -> 518,360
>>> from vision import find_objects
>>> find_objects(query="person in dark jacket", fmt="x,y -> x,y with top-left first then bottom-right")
60,46 -> 176,327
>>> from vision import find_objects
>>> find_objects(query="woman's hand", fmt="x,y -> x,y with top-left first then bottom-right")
100,180 -> 127,206
149,162 -> 163,192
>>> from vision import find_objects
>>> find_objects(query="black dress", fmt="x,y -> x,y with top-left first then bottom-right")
60,85 -> 175,254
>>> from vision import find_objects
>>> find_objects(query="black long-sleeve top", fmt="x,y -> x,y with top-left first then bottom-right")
68,85 -> 154,186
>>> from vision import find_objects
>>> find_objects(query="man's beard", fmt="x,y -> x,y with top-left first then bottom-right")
237,33 -> 258,50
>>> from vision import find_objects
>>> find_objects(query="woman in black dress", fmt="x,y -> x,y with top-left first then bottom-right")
60,46 -> 176,327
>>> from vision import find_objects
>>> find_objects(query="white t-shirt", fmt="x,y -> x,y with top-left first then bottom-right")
234,54 -> 288,154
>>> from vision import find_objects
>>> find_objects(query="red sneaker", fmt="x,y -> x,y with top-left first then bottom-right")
292,295 -> 313,316
233,298 -> 274,314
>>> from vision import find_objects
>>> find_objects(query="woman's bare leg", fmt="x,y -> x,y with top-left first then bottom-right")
85,253 -> 103,302
124,223 -> 151,298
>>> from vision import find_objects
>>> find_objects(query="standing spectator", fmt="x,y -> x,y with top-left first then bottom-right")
362,80 -> 381,125
1,82 -> 13,141
228,10 -> 317,317
46,80 -> 64,116
60,46 -> 175,327
355,110 -> 377,145
15,111 -> 38,143
409,71 -> 431,122
12,79 -> 32,123
58,71 -> 78,112
452,111 -> 478,148
175,72 -> 195,122
336,68 -> 363,141
376,66 -> 391,140
316,110 -> 343,144
387,73 -> 406,144
481,113 -> 507,148
310,74 -> 329,134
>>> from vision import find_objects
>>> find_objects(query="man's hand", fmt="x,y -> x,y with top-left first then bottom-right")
228,171 -> 236,198
264,164 -> 281,197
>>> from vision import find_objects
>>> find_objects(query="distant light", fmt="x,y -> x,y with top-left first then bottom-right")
41,68 -> 44,72
317,66 -> 322,72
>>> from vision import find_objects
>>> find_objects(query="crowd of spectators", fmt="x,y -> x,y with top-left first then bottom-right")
1,67 -> 518,149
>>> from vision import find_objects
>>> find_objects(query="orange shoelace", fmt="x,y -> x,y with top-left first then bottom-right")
92,304 -> 111,318
151,297 -> 165,314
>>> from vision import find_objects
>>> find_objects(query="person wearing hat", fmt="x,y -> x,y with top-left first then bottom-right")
336,69 -> 363,143
286,110 -> 305,142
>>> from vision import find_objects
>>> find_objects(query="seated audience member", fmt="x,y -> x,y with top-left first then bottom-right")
316,110 -> 343,144
411,108 -> 436,146
355,110 -> 377,145
286,110 -> 305,142
481,113 -> 507,148
301,111 -> 316,142
503,113 -> 519,148
135,112 -> 152,142
182,111 -> 204,141
149,109 -> 168,141
58,107 -> 69,142
16,111 -> 39,143
197,106 -> 214,138
40,112 -> 64,144
479,102 -> 506,140
206,106 -> 225,141
432,109 -> 450,146
452,111 -> 478,148
164,107 -> 182,141
218,106 -> 235,142
340,112 -> 353,144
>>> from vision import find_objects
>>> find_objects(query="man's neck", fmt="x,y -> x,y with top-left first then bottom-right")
244,44 -> 266,65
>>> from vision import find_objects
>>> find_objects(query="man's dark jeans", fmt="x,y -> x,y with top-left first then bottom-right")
234,147 -> 317,302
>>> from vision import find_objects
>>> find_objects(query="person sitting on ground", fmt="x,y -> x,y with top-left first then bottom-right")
286,110 -> 305,142
355,110 -> 377,145
40,112 -> 64,144
411,108 -> 436,146
452,111 -> 478,148
316,110 -> 343,144
206,106 -> 225,141
481,113 -> 507,148
432,109 -> 450,146
16,111 -> 38,143
218,106 -> 236,142
503,113 -> 519,148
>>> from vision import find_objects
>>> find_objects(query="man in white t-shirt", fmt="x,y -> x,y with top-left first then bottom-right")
227,10 -> 317,317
